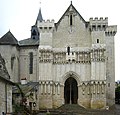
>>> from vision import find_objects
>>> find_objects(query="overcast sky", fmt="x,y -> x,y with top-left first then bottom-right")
0,0 -> 119,81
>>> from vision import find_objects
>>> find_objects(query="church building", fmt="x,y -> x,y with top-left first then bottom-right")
0,2 -> 117,109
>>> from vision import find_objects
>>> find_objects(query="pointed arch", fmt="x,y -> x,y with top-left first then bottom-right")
61,71 -> 81,86
64,77 -> 78,104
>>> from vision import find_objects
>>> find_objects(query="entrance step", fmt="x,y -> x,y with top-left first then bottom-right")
37,104 -> 87,115
37,104 -> 115,115
57,104 -> 86,112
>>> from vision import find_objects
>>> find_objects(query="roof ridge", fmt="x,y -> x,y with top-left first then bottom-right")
0,31 -> 18,45
55,2 -> 86,28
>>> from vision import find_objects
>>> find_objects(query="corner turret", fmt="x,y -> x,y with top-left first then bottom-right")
37,19 -> 55,32
105,25 -> 117,36
31,8 -> 43,40
37,19 -> 55,47
89,17 -> 108,31
31,25 -> 39,40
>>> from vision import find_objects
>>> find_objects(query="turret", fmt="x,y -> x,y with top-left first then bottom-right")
31,25 -> 39,40
89,17 -> 108,31
105,25 -> 117,36
36,8 -> 43,25
37,19 -> 55,32
37,19 -> 55,46
89,17 -> 108,49
31,8 -> 43,40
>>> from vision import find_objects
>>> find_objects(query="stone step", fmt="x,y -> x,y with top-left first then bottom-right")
37,104 -> 116,115
57,104 -> 86,112
37,104 -> 87,115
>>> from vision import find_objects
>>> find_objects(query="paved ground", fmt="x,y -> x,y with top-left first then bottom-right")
36,104 -> 120,115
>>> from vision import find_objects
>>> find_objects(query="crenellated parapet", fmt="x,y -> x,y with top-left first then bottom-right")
37,19 -> 55,32
105,25 -> 117,36
89,17 -> 108,31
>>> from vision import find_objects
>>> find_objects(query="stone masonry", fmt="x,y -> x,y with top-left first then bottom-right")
0,2 -> 117,110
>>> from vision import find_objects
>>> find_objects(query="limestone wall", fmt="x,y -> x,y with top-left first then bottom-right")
0,80 -> 12,114
105,26 -> 117,106
0,45 -> 19,82
53,14 -> 91,48
19,47 -> 39,82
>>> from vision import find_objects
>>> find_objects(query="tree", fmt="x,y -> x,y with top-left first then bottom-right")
115,85 -> 120,104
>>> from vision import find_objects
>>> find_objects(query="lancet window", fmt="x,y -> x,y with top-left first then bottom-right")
29,52 -> 33,74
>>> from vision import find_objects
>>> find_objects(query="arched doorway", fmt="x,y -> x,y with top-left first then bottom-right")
64,77 -> 78,104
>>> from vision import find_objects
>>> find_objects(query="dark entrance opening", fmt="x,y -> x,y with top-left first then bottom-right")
64,77 -> 78,104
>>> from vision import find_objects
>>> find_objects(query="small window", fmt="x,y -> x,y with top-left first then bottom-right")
11,57 -> 15,70
97,39 -> 99,43
0,64 -> 2,69
44,27 -> 47,29
72,59 -> 75,61
70,14 -> 73,26
68,59 -> 71,62
32,30 -> 37,36
67,46 -> 70,55
108,83 -> 110,87
33,37 -> 35,39
92,25 -> 96,31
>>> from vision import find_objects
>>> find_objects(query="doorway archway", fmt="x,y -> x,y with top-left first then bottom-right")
64,77 -> 78,104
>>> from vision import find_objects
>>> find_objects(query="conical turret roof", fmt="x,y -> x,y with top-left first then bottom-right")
36,8 -> 43,24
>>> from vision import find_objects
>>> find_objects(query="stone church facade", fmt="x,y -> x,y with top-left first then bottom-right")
0,3 -> 117,109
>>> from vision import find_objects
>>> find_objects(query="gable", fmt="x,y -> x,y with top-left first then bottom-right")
0,31 -> 18,45
55,3 -> 87,29
53,3 -> 90,48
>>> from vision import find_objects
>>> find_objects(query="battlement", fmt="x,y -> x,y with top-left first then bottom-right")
39,45 -> 52,51
89,17 -> 108,31
37,19 -> 55,28
106,25 -> 117,32
105,25 -> 117,36
89,17 -> 108,25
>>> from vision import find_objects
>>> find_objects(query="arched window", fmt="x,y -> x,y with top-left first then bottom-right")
97,39 -> 99,43
67,46 -> 70,55
32,30 -> 37,36
29,52 -> 33,74
11,57 -> 15,70
70,14 -> 73,26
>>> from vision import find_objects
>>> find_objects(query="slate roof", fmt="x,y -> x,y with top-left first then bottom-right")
35,8 -> 43,25
0,31 -> 18,45
13,82 -> 39,94
19,38 -> 39,46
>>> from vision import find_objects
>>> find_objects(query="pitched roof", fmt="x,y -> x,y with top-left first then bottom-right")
36,8 -> 43,24
55,2 -> 87,28
0,31 -> 18,45
13,82 -> 39,94
19,38 -> 39,46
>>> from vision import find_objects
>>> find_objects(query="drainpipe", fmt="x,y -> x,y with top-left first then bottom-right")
5,83 -> 7,114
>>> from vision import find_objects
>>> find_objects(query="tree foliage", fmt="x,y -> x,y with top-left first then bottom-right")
116,85 -> 120,92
